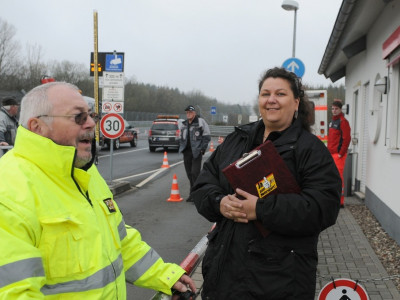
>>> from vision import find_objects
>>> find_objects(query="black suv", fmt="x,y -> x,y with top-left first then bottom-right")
148,115 -> 181,152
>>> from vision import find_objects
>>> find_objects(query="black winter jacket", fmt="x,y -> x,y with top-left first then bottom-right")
192,119 -> 341,300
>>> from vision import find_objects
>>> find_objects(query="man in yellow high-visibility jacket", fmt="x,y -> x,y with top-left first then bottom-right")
0,82 -> 195,299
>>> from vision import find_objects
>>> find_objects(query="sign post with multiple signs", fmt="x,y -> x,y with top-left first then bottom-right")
91,50 -> 125,181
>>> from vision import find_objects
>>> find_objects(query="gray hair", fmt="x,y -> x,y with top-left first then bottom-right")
19,82 -> 80,127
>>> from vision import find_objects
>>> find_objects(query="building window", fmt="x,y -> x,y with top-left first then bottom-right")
393,63 -> 400,150
383,26 -> 400,152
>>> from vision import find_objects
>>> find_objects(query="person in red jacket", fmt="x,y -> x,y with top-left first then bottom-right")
328,99 -> 351,207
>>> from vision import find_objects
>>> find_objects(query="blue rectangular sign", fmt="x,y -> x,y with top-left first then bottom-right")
105,54 -> 124,72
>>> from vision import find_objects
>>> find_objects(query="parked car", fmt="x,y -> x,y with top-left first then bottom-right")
101,119 -> 138,150
148,115 -> 181,152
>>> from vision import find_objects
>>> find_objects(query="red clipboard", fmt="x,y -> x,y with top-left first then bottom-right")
222,141 -> 300,237
222,140 -> 300,198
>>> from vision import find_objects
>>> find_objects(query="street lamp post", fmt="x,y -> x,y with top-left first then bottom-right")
281,0 -> 299,58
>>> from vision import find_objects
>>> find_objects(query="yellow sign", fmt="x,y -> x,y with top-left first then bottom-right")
256,173 -> 277,198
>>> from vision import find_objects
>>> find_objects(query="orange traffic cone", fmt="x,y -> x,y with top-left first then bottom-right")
218,136 -> 224,144
209,141 -> 215,152
167,174 -> 183,202
161,151 -> 170,168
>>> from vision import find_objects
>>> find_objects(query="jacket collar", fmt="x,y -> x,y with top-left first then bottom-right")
1,107 -> 17,120
332,112 -> 343,120
13,126 -> 83,178
235,118 -> 302,149
183,115 -> 199,126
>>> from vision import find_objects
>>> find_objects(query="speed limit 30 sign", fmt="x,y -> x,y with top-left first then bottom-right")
100,113 -> 125,139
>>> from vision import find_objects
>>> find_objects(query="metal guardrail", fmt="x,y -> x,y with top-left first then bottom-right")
208,125 -> 235,137
133,125 -> 235,139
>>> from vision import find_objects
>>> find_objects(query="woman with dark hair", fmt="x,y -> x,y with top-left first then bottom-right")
192,67 -> 341,299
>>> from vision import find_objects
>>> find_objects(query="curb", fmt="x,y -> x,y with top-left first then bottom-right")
107,181 -> 132,196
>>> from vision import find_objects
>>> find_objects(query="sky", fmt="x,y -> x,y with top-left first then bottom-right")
0,0 -> 344,105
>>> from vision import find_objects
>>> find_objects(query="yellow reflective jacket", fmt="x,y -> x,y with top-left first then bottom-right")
0,126 -> 185,299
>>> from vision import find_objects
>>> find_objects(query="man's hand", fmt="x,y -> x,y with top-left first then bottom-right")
172,274 -> 196,295
0,141 -> 9,146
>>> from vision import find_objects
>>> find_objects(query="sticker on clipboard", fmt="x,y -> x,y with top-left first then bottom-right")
256,173 -> 277,197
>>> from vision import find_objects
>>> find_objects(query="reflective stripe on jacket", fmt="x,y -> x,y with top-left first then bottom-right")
0,126 -> 184,299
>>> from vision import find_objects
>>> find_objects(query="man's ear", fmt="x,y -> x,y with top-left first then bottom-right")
27,118 -> 47,136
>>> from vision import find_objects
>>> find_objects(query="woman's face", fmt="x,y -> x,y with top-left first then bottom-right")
258,77 -> 299,133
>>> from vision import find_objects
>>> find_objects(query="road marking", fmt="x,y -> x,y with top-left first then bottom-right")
110,152 -> 210,188
98,147 -> 148,158
114,160 -> 184,185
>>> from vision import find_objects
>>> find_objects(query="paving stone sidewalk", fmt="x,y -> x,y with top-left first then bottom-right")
190,196 -> 400,300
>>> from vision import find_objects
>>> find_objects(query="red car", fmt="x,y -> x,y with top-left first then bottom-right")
101,119 -> 138,150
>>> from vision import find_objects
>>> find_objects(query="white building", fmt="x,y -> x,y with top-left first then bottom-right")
319,0 -> 400,244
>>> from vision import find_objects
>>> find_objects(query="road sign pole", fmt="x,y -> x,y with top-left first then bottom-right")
93,11 -> 100,145
110,141 -> 114,181
100,113 -> 125,182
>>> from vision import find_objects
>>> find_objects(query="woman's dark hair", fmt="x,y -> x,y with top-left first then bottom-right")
258,67 -> 312,132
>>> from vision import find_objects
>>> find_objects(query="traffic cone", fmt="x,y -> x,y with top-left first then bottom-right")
161,151 -> 170,168
167,174 -> 183,202
218,136 -> 224,144
209,141 -> 215,152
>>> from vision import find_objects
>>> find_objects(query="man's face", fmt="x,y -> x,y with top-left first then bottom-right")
9,105 -> 19,116
42,86 -> 96,168
332,105 -> 342,116
186,110 -> 196,122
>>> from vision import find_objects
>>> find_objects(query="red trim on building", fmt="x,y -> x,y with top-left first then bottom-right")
387,54 -> 400,67
383,26 -> 400,59
315,105 -> 328,111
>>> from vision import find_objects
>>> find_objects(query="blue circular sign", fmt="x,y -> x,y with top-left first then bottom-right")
282,57 -> 305,78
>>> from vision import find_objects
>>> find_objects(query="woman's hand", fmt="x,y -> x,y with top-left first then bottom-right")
220,194 -> 247,222
235,188 -> 258,221
220,188 -> 258,222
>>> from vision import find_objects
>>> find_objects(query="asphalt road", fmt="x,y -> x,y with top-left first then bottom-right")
97,140 -> 214,299
97,140 -> 184,185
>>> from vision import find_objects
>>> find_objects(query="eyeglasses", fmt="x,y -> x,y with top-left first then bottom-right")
37,112 -> 101,125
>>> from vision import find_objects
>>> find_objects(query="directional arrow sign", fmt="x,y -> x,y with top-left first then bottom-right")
282,57 -> 305,78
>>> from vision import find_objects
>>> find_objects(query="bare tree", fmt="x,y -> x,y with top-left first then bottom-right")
47,60 -> 94,96
0,18 -> 21,89
21,43 -> 48,90
48,60 -> 87,83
